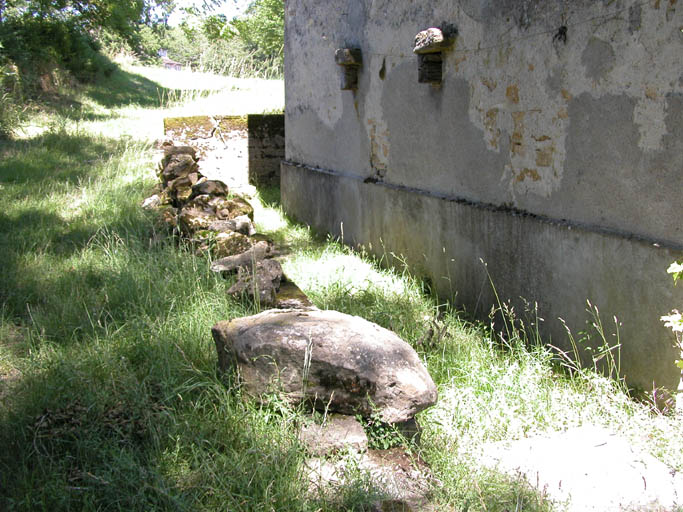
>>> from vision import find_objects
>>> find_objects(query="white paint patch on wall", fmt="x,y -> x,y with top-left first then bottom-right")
634,94 -> 668,152
568,4 -> 682,152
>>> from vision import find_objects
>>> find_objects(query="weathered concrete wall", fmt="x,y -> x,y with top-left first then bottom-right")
282,0 -> 683,391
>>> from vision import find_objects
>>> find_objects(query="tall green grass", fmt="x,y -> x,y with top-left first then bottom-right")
0,125 -> 367,511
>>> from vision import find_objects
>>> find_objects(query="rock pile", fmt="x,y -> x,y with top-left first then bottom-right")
144,143 -> 295,307
145,139 -> 440,509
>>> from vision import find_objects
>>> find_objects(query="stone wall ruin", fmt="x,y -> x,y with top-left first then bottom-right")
163,113 -> 284,187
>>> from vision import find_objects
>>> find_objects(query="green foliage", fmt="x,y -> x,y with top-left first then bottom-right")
0,46 -> 23,138
668,261 -> 683,285
0,0 -> 173,92
135,25 -> 163,62
0,91 -> 22,139
1,0 -> 174,43
156,0 -> 285,77
358,411 -> 405,450
97,24 -> 163,64
661,261 -> 683,370
158,22 -> 281,78
230,0 -> 284,63
160,25 -> 205,67
0,16 -> 117,88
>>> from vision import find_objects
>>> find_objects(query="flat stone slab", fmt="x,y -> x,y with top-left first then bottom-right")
480,425 -> 683,511
298,414 -> 368,456
275,280 -> 315,309
305,448 -> 436,511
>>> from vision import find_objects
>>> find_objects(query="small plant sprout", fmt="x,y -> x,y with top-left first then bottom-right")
302,330 -> 313,395
357,409 -> 405,451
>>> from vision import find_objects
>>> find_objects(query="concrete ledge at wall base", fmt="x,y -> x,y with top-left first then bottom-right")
163,114 -> 284,187
280,160 -> 683,396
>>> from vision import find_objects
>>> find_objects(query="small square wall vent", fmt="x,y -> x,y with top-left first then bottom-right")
413,27 -> 455,85
335,48 -> 363,90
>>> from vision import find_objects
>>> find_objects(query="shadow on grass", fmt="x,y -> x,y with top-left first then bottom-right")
0,333 -> 314,510
0,126 -> 312,509
0,129 -> 157,327
31,65 -> 186,122
0,131 -> 115,188
85,67 -> 181,109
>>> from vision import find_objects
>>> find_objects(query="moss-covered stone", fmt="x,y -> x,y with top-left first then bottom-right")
175,186 -> 193,203
214,232 -> 252,259
212,196 -> 254,221
186,194 -> 212,209
217,115 -> 248,132
158,189 -> 173,206
192,180 -> 229,198
178,206 -> 214,234
161,145 -> 197,168
275,280 -> 314,309
160,206 -> 178,228
163,116 -> 214,139
247,114 -> 285,137
161,154 -> 198,183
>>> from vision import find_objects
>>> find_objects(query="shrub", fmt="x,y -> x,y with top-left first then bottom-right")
0,16 -> 117,93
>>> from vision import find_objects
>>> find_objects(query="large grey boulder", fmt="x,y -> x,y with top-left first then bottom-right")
211,309 -> 437,423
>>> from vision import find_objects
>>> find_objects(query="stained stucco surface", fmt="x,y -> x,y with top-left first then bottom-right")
285,0 -> 682,244
283,0 -> 683,390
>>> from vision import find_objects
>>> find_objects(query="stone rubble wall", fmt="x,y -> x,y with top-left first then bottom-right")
163,113 -> 284,187
144,132 -> 438,510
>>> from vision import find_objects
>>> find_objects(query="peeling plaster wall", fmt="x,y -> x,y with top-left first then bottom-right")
283,0 -> 683,391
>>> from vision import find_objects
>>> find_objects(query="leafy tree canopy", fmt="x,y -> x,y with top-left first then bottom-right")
228,0 -> 283,60
177,0 -> 283,61
0,0 -> 175,43
0,0 -> 177,89
156,0 -> 283,75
